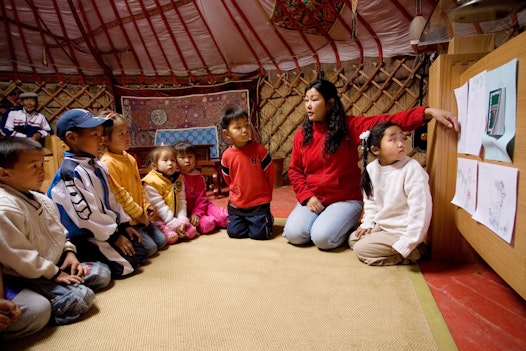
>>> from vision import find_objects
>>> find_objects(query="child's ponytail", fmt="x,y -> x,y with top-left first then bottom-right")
359,130 -> 373,199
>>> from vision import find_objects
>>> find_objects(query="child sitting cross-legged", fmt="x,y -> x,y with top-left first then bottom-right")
348,121 -> 432,265
0,136 -> 111,326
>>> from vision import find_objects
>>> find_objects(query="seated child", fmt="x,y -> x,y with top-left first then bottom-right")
0,136 -> 111,326
174,140 -> 227,234
1,265 -> 50,340
47,109 -> 148,278
348,121 -> 432,265
220,107 -> 275,240
142,145 -> 197,244
100,111 -> 166,257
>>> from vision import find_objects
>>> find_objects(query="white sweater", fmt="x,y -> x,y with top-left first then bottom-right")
0,184 -> 75,280
360,156 -> 432,258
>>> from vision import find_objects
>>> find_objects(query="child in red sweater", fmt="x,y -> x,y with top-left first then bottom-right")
174,141 -> 227,234
219,107 -> 275,240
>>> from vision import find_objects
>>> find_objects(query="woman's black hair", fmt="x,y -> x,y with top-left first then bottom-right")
360,121 -> 401,199
302,79 -> 348,155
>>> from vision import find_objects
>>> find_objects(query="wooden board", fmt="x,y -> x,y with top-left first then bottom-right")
428,32 -> 526,299
456,32 -> 526,300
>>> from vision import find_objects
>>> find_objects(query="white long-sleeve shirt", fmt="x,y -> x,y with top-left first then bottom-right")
360,156 -> 432,258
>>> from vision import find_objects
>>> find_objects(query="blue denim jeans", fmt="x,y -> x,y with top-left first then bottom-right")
135,223 -> 167,257
5,261 -> 111,325
283,200 -> 363,249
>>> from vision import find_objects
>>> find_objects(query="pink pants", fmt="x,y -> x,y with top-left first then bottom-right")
198,203 -> 228,234
154,220 -> 198,244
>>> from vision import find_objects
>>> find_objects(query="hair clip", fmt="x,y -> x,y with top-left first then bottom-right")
359,130 -> 370,140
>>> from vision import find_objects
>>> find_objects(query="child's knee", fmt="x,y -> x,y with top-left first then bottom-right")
199,216 -> 217,234
50,285 -> 94,325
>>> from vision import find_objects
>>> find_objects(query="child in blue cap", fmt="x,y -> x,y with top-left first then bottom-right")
47,109 -> 148,279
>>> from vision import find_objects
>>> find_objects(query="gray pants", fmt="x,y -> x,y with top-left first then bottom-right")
1,289 -> 51,340
5,261 -> 110,325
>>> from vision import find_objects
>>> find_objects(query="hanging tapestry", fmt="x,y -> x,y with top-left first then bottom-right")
121,89 -> 249,147
270,0 -> 346,35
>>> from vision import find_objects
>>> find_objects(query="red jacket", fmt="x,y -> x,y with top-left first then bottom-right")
288,106 -> 427,206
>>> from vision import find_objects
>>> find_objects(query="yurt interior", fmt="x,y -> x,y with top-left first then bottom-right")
1,1 -> 526,350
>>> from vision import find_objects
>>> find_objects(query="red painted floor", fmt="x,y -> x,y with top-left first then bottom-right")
209,185 -> 526,351
419,260 -> 526,351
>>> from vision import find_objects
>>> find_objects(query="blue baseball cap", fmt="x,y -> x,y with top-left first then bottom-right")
56,109 -> 113,140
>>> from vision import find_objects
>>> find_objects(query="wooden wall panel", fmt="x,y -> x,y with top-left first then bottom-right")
428,32 -> 526,299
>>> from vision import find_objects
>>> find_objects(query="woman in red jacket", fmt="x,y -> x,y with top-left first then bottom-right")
282,79 -> 459,250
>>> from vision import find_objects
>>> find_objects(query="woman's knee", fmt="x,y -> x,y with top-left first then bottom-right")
282,205 -> 316,244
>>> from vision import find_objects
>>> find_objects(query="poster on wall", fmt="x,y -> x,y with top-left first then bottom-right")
480,58 -> 517,162
451,157 -> 478,215
457,71 -> 488,156
472,162 -> 518,244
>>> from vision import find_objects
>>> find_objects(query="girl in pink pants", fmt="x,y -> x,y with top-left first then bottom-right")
174,141 -> 228,234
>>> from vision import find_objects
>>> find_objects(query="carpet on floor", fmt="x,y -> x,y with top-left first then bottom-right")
3,219 -> 456,351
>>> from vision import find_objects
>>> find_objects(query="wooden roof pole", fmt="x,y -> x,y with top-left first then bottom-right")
219,0 -> 265,76
169,0 -> 214,83
86,0 -> 126,86
231,0 -> 282,75
326,1 -> 364,65
107,1 -> 145,85
9,0 -> 41,83
0,1 -> 18,81
140,0 -> 181,85
123,0 -> 161,85
67,0 -> 113,88
343,0 -> 384,62
296,1 -> 342,69
274,1 -> 321,71
51,0 -> 86,86
191,0 -> 232,79
253,0 -> 301,74
28,0 -> 63,83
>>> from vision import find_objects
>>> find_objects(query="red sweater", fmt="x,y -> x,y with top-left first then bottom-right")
288,106 -> 427,206
221,140 -> 275,209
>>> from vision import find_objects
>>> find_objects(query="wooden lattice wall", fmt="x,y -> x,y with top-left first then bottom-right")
0,82 -> 115,129
1,55 -> 427,184
257,56 -> 428,184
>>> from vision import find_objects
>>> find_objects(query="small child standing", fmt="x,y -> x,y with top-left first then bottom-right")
47,109 -> 148,278
142,145 -> 197,244
100,111 -> 166,257
174,141 -> 228,234
0,136 -> 111,326
219,107 -> 275,240
349,121 -> 432,265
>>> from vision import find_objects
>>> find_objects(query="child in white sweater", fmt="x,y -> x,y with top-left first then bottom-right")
348,121 -> 432,265
0,136 -> 111,327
